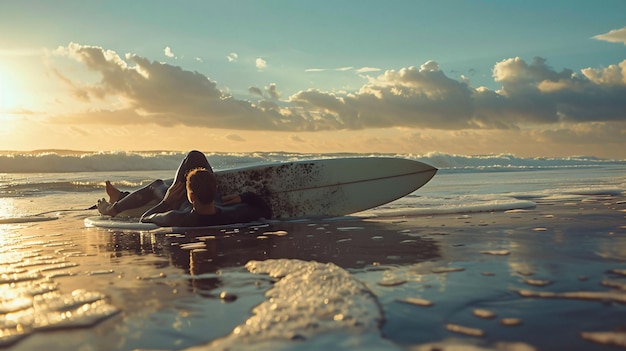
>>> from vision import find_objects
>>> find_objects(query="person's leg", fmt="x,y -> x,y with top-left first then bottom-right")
98,179 -> 170,216
140,151 -> 213,219
105,181 -> 130,203
172,150 -> 213,184
171,150 -> 213,208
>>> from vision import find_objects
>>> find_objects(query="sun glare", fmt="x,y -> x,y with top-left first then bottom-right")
0,65 -> 20,112
0,65 -> 23,124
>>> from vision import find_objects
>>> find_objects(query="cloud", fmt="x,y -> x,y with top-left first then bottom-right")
53,43 -> 279,130
539,122 -> 626,144
226,133 -> 245,142
51,43 -> 626,134
593,27 -> 626,45
248,83 -> 281,100
164,46 -> 175,58
356,67 -> 381,73
304,66 -> 378,73
248,86 -> 263,96
227,52 -> 238,62
256,58 -> 267,70
266,83 -> 280,100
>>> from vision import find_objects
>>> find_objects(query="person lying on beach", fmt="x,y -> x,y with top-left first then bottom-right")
96,150 -> 272,227
143,167 -> 271,227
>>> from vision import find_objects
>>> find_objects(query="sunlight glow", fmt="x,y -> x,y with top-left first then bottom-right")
0,198 -> 18,251
0,198 -> 17,219
0,66 -> 18,111
0,65 -> 24,124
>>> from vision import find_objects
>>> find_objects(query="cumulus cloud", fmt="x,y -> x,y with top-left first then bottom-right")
593,27 -> 626,45
51,42 -> 626,134
164,46 -> 175,58
227,52 -> 238,62
256,58 -> 267,70
53,43 -> 282,130
489,56 -> 626,123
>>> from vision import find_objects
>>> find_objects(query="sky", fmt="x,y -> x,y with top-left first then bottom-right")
0,0 -> 625,158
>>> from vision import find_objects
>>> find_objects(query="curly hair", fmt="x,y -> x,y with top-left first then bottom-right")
186,167 -> 217,204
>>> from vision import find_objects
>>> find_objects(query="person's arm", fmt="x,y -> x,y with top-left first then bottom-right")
141,210 -> 189,226
222,192 -> 272,219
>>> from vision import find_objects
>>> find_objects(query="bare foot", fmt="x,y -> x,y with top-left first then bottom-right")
97,198 -> 117,216
105,181 -> 122,203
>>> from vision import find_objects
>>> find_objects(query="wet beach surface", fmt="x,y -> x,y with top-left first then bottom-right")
1,194 -> 625,350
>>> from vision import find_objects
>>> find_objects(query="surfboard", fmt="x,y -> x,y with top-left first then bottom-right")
83,216 -> 264,231
84,157 -> 437,229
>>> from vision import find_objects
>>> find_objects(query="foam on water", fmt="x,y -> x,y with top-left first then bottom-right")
184,259 -> 392,350
359,195 -> 537,217
359,182 -> 625,217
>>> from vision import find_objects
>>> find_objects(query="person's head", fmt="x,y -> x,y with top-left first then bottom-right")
186,167 -> 217,205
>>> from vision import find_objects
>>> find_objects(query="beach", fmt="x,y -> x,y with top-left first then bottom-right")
0,152 -> 625,350
3,2 -> 626,349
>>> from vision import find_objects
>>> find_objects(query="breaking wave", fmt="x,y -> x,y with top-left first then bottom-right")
0,150 -> 623,173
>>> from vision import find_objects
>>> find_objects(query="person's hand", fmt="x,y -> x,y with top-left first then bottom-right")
163,182 -> 185,207
221,194 -> 241,206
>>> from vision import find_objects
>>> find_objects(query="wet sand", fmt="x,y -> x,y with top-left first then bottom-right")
1,194 -> 625,350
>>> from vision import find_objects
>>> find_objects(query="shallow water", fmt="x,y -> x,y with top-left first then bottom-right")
2,194 -> 626,350
1,158 -> 626,350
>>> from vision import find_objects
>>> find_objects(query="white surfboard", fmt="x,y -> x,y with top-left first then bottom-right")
85,157 -> 437,229
83,216 -> 261,231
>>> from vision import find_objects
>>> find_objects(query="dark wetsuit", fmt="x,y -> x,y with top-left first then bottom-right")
110,150 -> 213,217
109,150 -> 272,226
141,192 -> 272,227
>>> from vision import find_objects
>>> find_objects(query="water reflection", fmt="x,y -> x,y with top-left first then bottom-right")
0,226 -> 120,348
97,218 -> 442,277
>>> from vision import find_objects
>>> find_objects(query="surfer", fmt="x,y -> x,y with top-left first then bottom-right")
96,150 -> 272,226
142,167 -> 272,227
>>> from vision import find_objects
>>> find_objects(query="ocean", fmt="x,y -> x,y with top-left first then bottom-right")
2,151 -> 624,218
0,151 -> 625,350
